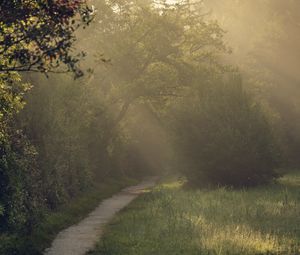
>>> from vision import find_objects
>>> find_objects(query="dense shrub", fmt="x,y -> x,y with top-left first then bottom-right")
174,77 -> 279,187
0,73 -> 42,233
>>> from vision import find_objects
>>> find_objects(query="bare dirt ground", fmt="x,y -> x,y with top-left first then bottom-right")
44,177 -> 157,255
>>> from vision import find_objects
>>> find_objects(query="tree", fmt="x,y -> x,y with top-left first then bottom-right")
0,0 -> 93,237
75,0 -> 230,179
0,0 -> 93,77
0,72 -> 42,232
202,0 -> 300,168
171,76 -> 279,187
89,0 -> 227,140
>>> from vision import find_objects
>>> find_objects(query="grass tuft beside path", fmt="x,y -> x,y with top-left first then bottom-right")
89,172 -> 300,255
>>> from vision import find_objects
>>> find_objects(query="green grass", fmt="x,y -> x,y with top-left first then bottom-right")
89,172 -> 300,255
0,177 -> 138,255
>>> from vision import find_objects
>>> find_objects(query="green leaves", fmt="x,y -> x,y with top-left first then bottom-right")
173,77 -> 278,187
0,0 -> 92,76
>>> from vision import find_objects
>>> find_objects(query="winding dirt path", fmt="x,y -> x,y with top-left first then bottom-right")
44,177 -> 157,255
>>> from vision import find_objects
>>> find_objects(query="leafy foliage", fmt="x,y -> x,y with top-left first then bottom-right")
0,73 -> 41,232
0,0 -> 93,244
172,76 -> 278,187
87,0 -> 279,187
0,0 -> 92,77
91,0 -> 227,111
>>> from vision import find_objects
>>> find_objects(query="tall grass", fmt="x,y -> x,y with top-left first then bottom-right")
90,173 -> 300,255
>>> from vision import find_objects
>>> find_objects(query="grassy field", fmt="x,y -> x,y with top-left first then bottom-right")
0,177 -> 138,255
89,172 -> 300,255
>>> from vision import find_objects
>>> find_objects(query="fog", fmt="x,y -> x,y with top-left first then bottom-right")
78,0 -> 300,170
1,1 -> 300,252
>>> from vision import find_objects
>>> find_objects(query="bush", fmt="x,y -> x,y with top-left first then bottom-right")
0,73 -> 43,233
175,77 -> 279,187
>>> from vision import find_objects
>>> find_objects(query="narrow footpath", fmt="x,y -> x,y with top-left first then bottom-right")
44,177 -> 157,255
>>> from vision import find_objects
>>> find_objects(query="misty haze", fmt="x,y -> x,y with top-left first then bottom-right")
0,0 -> 299,254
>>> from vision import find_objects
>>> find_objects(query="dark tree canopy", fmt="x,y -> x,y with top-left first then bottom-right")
0,0 -> 93,77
